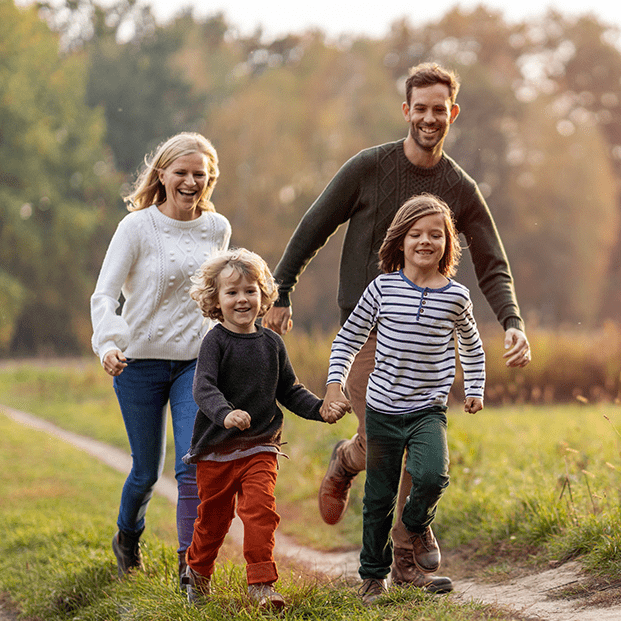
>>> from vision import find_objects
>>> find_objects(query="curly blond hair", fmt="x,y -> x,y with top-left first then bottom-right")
124,132 -> 219,213
190,248 -> 278,322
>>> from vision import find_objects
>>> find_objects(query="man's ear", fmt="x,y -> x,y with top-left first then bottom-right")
402,101 -> 411,121
449,103 -> 460,124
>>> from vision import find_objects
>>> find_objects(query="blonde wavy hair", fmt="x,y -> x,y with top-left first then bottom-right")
124,132 -> 219,213
378,193 -> 462,277
190,249 -> 278,323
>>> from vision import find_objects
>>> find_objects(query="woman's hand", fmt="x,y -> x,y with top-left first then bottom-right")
103,349 -> 127,377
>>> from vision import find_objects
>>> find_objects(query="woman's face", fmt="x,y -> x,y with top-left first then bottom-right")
157,152 -> 209,221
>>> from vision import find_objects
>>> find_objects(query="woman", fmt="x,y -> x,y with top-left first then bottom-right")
90,132 -> 231,585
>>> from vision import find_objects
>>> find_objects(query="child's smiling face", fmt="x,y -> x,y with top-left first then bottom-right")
401,212 -> 447,280
216,267 -> 262,333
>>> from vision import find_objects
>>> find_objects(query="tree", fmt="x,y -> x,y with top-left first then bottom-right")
83,6 -> 207,174
0,0 -> 120,354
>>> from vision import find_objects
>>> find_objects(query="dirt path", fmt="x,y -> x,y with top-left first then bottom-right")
3,404 -> 621,621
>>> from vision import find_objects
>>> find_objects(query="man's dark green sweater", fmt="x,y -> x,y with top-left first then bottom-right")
274,139 -> 523,332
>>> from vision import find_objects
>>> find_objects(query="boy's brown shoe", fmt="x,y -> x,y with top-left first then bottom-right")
391,547 -> 453,593
357,578 -> 388,605
248,583 -> 285,610
409,526 -> 441,573
318,440 -> 357,524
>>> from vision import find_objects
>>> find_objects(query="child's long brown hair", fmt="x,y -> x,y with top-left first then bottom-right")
378,193 -> 461,277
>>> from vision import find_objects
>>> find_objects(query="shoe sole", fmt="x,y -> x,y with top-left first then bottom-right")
392,578 -> 453,593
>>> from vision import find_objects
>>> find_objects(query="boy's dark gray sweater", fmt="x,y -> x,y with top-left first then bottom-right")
183,323 -> 323,464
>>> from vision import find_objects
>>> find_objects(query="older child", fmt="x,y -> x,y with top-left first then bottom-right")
323,194 -> 485,605
183,248 -> 348,610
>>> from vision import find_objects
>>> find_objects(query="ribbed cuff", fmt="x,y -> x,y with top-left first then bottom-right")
274,291 -> 291,307
503,316 -> 525,333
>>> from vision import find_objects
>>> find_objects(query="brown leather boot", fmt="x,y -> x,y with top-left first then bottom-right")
391,547 -> 453,593
409,526 -> 441,573
318,440 -> 357,524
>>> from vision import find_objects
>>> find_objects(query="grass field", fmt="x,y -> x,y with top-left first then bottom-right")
1,359 -> 621,619
1,406 -> 513,620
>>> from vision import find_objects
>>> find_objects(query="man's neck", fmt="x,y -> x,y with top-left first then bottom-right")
403,134 -> 444,168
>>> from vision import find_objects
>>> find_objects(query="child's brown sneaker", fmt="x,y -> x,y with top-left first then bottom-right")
408,526 -> 441,573
357,578 -> 388,605
248,583 -> 285,610
185,566 -> 211,606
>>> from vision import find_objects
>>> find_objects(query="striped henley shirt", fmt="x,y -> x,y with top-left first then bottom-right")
327,271 -> 486,414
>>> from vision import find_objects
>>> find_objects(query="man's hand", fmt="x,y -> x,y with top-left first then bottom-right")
503,328 -> 531,368
262,306 -> 293,335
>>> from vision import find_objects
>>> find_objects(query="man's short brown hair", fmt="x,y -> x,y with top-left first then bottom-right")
405,63 -> 460,107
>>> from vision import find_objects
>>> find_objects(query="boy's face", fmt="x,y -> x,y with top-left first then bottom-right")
216,267 -> 261,334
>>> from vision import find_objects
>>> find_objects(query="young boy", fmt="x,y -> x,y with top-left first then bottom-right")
182,248 -> 348,610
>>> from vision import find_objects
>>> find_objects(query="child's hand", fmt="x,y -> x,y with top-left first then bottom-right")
224,409 -> 251,430
321,383 -> 351,424
464,397 -> 483,414
323,400 -> 351,424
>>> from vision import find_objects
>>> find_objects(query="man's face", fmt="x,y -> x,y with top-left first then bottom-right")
402,83 -> 459,153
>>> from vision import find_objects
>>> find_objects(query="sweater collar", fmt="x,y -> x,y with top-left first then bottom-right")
397,139 -> 447,176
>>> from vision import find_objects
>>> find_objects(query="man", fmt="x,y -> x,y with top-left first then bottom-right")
263,63 -> 531,594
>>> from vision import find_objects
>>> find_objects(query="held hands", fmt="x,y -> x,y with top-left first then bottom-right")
321,383 -> 352,424
503,328 -> 531,368
224,409 -> 252,430
102,349 -> 127,377
464,397 -> 484,414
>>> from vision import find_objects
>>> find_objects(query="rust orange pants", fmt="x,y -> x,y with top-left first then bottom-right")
186,452 -> 280,585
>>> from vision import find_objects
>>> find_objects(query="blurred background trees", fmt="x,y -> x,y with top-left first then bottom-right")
1,0 -> 620,354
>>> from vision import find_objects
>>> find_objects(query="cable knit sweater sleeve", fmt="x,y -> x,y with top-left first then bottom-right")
90,213 -> 138,362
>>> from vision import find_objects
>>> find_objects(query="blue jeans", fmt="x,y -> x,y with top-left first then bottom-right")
360,405 -> 450,580
113,358 -> 200,552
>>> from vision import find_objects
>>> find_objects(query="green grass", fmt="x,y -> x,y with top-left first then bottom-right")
2,359 -> 621,573
0,412 -> 515,620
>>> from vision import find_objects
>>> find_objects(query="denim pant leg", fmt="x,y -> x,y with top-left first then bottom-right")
401,407 -> 450,533
169,359 -> 200,552
359,408 -> 406,580
113,360 -> 170,536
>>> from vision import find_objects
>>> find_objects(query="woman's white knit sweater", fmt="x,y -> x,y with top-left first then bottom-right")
91,205 -> 231,363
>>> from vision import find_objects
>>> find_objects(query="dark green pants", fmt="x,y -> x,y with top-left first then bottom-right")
359,405 -> 450,580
